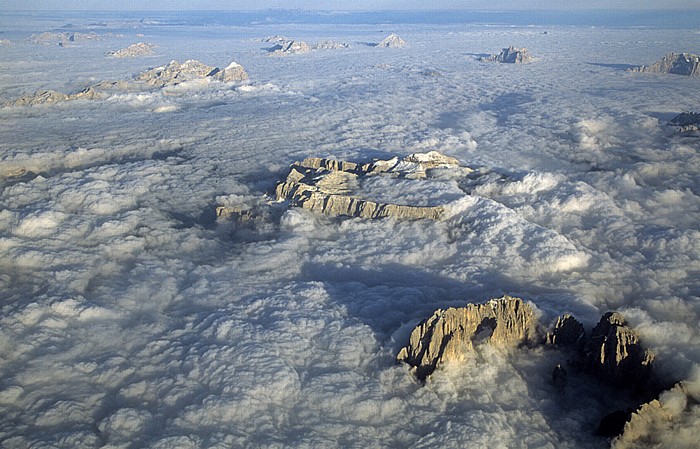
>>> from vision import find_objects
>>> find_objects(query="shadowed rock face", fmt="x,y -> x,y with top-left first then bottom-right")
274,152 -> 466,221
670,111 -> 700,132
545,314 -> 586,349
269,40 -> 312,55
480,46 -> 533,63
396,296 -> 538,380
629,52 -> 700,77
583,312 -> 655,388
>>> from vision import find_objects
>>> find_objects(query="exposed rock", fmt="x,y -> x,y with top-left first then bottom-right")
6,86 -> 104,106
313,41 -> 350,50
30,31 -> 101,46
0,39 -> 11,46
582,312 -> 655,388
108,42 -> 155,58
480,46 -> 533,63
396,296 -> 538,380
545,314 -> 585,349
135,59 -> 248,86
269,40 -> 311,55
552,364 -> 568,392
376,33 -> 406,48
629,52 -> 700,77
613,383 -> 693,448
274,152 -> 468,221
669,111 -> 700,132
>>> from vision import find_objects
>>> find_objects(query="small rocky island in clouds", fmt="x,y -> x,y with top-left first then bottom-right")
629,52 -> 700,77
480,46 -> 533,63
4,58 -> 249,106
107,42 -> 155,58
375,33 -> 407,48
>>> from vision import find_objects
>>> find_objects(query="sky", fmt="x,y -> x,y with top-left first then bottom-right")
3,0 -> 700,10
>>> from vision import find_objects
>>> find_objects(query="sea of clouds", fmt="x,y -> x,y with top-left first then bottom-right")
0,12 -> 699,449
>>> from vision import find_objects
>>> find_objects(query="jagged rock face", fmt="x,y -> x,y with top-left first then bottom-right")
480,46 -> 533,63
670,111 -> 700,132
6,86 -> 103,106
396,296 -> 538,380
583,312 -> 655,388
135,59 -> 248,86
274,152 -> 467,221
108,42 -> 155,58
270,40 -> 311,55
261,35 -> 289,43
30,31 -> 100,45
630,52 -> 700,77
545,314 -> 585,349
376,33 -> 406,48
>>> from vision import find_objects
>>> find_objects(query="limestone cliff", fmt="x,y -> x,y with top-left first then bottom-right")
480,46 -> 533,63
376,33 -> 406,48
108,42 -> 155,58
135,59 -> 248,86
396,296 -> 538,380
583,312 -> 655,388
274,152 -> 468,221
630,52 -> 700,77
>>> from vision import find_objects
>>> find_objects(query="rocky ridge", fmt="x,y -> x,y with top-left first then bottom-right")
108,42 -> 155,58
629,52 -> 700,77
5,58 -> 249,107
272,152 -> 468,221
669,111 -> 700,132
398,295 -> 673,442
30,31 -> 101,46
480,46 -> 533,63
376,33 -> 406,48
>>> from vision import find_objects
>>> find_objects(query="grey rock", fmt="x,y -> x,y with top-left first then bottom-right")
669,111 -> 700,132
480,46 -> 533,63
396,296 -> 538,380
269,40 -> 311,55
6,86 -> 104,107
313,41 -> 350,50
135,59 -> 248,87
583,312 -> 655,388
376,33 -> 406,48
108,42 -> 155,58
545,314 -> 585,349
274,152 -> 467,221
629,53 -> 700,77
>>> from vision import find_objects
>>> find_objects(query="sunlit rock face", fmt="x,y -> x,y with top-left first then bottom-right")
376,33 -> 406,48
582,312 -> 655,389
396,296 -> 539,380
269,40 -> 312,55
135,59 -> 249,86
274,152 -> 468,221
480,46 -> 533,63
108,42 -> 155,58
6,87 -> 103,106
629,52 -> 700,77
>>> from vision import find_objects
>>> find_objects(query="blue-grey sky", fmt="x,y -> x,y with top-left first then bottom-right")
3,0 -> 699,10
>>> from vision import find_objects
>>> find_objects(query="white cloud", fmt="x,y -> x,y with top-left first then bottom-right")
0,11 -> 699,449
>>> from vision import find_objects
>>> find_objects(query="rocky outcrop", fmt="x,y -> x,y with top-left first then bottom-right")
135,59 -> 248,86
376,33 -> 406,48
269,40 -> 312,55
313,41 -> 350,50
261,35 -> 289,43
670,111 -> 700,132
582,312 -> 655,389
480,46 -> 533,63
30,31 -> 101,46
6,86 -> 103,106
629,53 -> 700,77
397,296 -> 538,380
108,42 -> 155,58
545,314 -> 585,349
274,152 -> 467,221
